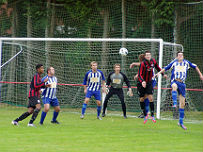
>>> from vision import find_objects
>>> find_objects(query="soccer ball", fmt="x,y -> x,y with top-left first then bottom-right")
119,47 -> 128,56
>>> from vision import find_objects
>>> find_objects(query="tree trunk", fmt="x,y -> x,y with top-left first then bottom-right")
87,19 -> 92,51
173,8 -> 178,58
121,0 -> 126,73
26,2 -> 32,96
7,2 -> 17,102
101,8 -> 109,75
45,0 -> 55,67
151,12 -> 156,57
122,0 -> 126,46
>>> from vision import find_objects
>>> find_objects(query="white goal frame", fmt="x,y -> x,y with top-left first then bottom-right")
0,37 -> 183,119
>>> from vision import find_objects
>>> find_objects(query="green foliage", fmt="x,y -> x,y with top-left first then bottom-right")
141,0 -> 175,27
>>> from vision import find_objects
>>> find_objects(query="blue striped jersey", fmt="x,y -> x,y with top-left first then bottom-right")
83,70 -> 105,91
164,59 -> 197,82
41,75 -> 57,99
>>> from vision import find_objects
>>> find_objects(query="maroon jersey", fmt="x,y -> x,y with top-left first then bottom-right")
28,73 -> 45,98
138,58 -> 162,83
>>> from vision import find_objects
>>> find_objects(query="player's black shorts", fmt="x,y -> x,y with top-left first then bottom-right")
137,81 -> 154,97
27,96 -> 41,108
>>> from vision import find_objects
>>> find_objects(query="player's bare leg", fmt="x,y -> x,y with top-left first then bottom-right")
54,106 -> 60,112
81,98 -> 90,119
171,83 -> 178,107
44,104 -> 50,113
96,100 -> 102,120
178,95 -> 187,130
12,107 -> 34,126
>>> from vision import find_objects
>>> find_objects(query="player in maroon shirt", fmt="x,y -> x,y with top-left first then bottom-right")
12,64 -> 50,127
137,51 -> 167,124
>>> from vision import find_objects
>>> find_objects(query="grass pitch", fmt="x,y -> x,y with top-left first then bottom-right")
0,107 -> 202,152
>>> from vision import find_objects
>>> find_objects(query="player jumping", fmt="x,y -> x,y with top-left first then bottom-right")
155,51 -> 203,130
137,51 -> 167,124
130,54 -> 152,118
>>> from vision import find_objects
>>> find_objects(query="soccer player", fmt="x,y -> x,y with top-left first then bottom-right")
155,51 -> 203,130
12,64 -> 50,127
40,67 -> 60,125
130,54 -> 151,118
102,64 -> 133,118
80,61 -> 106,120
137,51 -> 167,124
130,54 -> 157,118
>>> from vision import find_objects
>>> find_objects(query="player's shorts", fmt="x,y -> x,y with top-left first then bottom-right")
85,90 -> 101,101
42,97 -> 59,107
27,96 -> 41,108
137,81 -> 154,98
152,79 -> 157,88
171,81 -> 186,97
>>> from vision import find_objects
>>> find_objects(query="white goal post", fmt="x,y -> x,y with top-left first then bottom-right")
0,37 -> 183,119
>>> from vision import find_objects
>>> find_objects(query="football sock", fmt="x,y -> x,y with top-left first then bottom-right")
97,106 -> 101,117
29,108 -> 40,124
179,108 -> 184,125
15,112 -> 30,122
150,102 -> 155,117
52,111 -> 59,122
172,90 -> 177,106
81,103 -> 87,115
140,102 -> 146,116
144,98 -> 149,114
40,111 -> 47,124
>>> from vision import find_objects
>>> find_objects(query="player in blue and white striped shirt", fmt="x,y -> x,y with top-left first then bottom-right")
81,61 -> 106,120
155,51 -> 203,130
40,67 -> 60,125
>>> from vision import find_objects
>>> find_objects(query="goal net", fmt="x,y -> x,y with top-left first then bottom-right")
0,38 -> 202,121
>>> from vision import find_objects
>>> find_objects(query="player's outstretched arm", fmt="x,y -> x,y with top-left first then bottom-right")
195,66 -> 203,81
154,69 -> 165,78
134,74 -> 138,80
130,62 -> 140,69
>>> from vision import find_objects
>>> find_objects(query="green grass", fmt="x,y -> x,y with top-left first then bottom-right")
0,107 -> 203,152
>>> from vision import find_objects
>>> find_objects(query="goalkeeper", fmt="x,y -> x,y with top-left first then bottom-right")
102,64 -> 133,119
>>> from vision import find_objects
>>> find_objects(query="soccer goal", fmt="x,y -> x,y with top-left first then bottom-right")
0,37 -> 200,120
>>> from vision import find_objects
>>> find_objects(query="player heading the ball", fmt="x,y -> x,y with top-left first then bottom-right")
81,61 -> 106,120
137,51 -> 167,124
